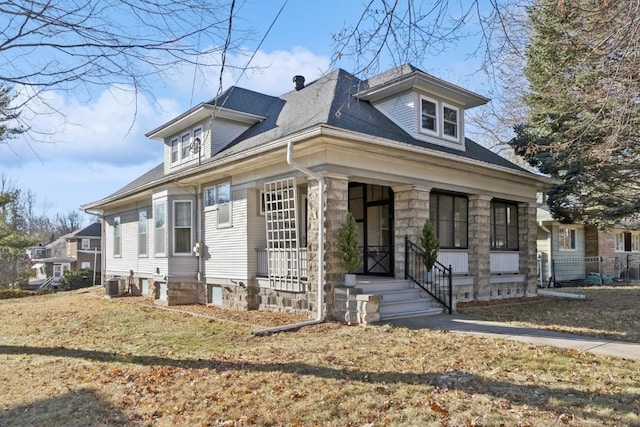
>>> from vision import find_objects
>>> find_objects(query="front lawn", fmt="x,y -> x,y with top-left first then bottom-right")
0,288 -> 638,426
458,285 -> 640,343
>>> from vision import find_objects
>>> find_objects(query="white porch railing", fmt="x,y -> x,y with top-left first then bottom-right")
437,250 -> 469,274
490,251 -> 520,273
256,248 -> 307,279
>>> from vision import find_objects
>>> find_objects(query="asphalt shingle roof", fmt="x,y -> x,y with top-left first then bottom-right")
89,65 -> 529,206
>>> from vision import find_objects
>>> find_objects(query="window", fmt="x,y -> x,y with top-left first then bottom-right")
154,202 -> 166,255
181,133 -> 191,161
81,239 -> 90,250
633,233 -> 640,252
113,216 -> 121,257
204,182 -> 232,227
615,232 -> 625,252
429,193 -> 468,249
138,210 -> 148,256
491,201 -> 519,250
171,138 -> 179,163
443,104 -> 459,139
559,228 -> 576,251
81,261 -> 90,269
421,97 -> 437,133
192,128 -> 202,153
173,201 -> 192,254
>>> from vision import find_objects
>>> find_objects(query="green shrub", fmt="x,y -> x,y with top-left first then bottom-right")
60,269 -> 101,291
0,289 -> 35,299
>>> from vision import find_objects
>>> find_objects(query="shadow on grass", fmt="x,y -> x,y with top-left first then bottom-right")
1,344 -> 638,424
0,387 -> 128,427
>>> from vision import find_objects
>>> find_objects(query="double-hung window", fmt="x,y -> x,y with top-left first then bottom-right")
138,209 -> 148,256
558,228 -> 576,251
171,138 -> 179,164
443,104 -> 459,139
113,216 -> 121,257
154,202 -> 166,256
181,133 -> 191,161
429,193 -> 468,248
173,201 -> 192,254
491,201 -> 519,250
81,239 -> 90,250
204,182 -> 232,227
421,97 -> 437,134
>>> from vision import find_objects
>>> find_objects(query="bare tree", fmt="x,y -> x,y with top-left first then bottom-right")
0,0 -> 243,142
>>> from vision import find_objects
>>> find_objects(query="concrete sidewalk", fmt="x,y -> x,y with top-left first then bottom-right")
388,314 -> 640,361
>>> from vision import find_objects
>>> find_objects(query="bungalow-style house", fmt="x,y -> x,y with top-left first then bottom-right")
83,64 -> 551,321
538,205 -> 640,285
28,222 -> 102,285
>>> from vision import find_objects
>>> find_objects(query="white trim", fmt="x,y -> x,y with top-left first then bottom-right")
441,102 -> 460,143
172,200 -> 194,256
154,201 -> 167,257
419,95 -> 438,136
558,227 -> 577,251
81,238 -> 90,250
138,208 -> 148,257
113,216 -> 121,258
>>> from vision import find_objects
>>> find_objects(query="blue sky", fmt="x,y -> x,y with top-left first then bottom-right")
0,0 -> 486,224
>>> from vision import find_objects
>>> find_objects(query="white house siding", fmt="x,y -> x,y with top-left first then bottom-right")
104,206 -> 161,277
537,227 -> 551,284
203,188 -> 249,281
550,224 -> 586,282
246,188 -> 267,283
211,118 -> 251,156
372,91 -> 417,135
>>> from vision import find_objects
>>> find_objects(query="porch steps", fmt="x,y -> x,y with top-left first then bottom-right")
354,278 -> 444,320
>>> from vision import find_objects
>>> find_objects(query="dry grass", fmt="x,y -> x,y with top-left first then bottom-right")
0,286 -> 639,426
458,285 -> 640,343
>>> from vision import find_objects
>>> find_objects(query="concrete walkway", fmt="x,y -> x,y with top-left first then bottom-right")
388,314 -> 640,361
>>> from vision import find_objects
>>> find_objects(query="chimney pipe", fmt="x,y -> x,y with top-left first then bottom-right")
293,75 -> 305,91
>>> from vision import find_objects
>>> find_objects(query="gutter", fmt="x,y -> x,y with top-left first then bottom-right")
252,141 -> 325,335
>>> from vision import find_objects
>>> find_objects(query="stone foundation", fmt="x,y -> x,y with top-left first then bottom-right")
255,286 -> 312,316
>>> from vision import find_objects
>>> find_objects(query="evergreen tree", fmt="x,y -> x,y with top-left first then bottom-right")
510,0 -> 640,227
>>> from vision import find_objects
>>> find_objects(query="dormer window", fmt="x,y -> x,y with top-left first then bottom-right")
181,133 -> 191,161
171,138 -> 179,164
443,104 -> 459,139
420,97 -> 437,134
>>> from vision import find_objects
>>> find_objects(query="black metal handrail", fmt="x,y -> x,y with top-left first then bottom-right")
404,235 -> 453,314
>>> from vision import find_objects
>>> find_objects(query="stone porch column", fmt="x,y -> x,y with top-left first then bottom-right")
519,202 -> 538,296
468,195 -> 491,300
307,173 -> 349,320
393,185 -> 431,279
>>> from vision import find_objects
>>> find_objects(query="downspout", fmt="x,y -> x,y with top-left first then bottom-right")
252,141 -> 325,335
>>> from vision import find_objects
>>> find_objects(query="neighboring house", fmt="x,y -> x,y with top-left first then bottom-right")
28,223 -> 102,284
83,64 -> 551,320
538,206 -> 640,285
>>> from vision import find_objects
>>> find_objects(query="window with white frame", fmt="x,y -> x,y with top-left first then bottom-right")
443,104 -> 459,139
173,201 -> 192,254
614,232 -> 625,252
81,238 -> 90,250
154,202 -> 166,255
204,182 -> 231,227
81,261 -> 90,269
171,138 -> 179,164
181,133 -> 191,161
113,216 -> 121,257
192,127 -> 202,153
138,209 -> 148,256
632,233 -> 640,252
420,96 -> 437,134
559,228 -> 576,251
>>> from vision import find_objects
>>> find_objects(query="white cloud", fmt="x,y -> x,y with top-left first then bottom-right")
1,85 -> 180,167
0,46 -> 331,217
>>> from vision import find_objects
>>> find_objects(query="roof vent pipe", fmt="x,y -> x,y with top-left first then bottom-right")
293,75 -> 305,91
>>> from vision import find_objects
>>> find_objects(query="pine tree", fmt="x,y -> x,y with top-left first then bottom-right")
510,0 -> 640,227
337,212 -> 362,273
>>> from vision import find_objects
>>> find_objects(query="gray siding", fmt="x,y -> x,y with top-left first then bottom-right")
211,118 -> 250,156
247,188 -> 267,280
203,188 -> 249,280
372,91 -> 417,135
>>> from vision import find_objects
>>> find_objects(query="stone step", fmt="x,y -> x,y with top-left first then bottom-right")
354,279 -> 412,293
374,288 -> 424,303
379,297 -> 442,315
380,306 -> 443,320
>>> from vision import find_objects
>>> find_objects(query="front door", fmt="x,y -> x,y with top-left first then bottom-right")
348,183 -> 394,275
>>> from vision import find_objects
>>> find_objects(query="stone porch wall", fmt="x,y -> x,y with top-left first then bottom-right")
519,203 -> 538,296
468,195 -> 491,300
393,185 -> 430,279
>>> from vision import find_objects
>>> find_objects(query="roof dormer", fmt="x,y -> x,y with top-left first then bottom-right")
356,65 -> 489,151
